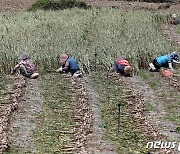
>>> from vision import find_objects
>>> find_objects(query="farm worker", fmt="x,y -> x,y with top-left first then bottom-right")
11,53 -> 39,79
56,53 -> 82,77
109,55 -> 133,76
169,14 -> 180,25
149,52 -> 180,72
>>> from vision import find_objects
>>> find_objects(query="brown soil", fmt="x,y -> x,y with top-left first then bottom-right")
110,73 -> 180,153
163,23 -> 180,46
82,77 -> 117,154
0,75 -> 25,154
0,0 -> 37,12
8,79 -> 43,153
85,0 -> 180,12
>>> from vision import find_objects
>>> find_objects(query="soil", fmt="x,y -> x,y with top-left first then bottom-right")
85,0 -> 180,13
82,76 -> 117,153
163,23 -> 180,46
126,76 -> 180,142
0,0 -> 37,12
0,0 -> 180,153
110,73 -> 180,153
8,79 -> 43,153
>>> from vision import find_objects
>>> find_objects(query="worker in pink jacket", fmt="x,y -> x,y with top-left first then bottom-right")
11,53 -> 39,79
110,55 -> 133,76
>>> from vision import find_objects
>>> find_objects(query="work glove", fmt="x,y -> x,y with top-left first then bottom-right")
56,67 -> 63,73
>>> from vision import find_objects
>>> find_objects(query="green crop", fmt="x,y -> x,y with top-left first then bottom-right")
0,8 -> 178,74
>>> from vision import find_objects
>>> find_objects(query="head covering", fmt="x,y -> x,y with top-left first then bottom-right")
124,66 -> 133,75
172,14 -> 177,18
116,55 -> 124,61
59,53 -> 68,64
170,52 -> 178,60
19,53 -> 29,60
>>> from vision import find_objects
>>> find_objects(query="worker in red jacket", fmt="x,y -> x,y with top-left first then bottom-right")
110,55 -> 133,76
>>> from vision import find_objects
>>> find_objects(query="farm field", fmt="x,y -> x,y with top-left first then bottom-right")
175,25 -> 180,34
0,0 -> 180,153
0,8 -> 179,74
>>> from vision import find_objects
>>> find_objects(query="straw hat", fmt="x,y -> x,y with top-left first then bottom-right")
124,66 -> 133,75
59,53 -> 68,64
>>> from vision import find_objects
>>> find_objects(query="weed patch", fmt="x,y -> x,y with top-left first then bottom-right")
29,0 -> 89,11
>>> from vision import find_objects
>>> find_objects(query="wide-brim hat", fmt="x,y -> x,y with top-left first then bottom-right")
124,66 -> 133,75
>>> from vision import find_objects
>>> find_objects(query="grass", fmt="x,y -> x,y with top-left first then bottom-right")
0,8 -> 178,74
0,75 -> 7,92
34,73 -> 75,153
88,72 -> 148,153
0,75 -> 11,100
174,24 -> 180,34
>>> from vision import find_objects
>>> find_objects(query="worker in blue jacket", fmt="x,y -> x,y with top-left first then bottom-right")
149,52 -> 180,72
56,53 -> 82,77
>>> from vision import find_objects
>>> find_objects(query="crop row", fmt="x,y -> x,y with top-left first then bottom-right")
0,8 -> 178,74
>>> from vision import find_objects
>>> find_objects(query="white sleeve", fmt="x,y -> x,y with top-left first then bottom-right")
168,62 -> 174,71
172,60 -> 180,64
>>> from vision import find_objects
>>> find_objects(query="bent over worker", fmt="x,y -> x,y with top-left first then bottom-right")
56,53 -> 82,77
149,52 -> 180,72
110,55 -> 133,77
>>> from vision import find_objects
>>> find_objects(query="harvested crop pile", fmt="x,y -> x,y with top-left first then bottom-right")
0,75 -> 25,153
61,77 -> 93,153
164,75 -> 180,91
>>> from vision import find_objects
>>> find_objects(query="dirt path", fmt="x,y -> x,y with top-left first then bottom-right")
110,73 -> 180,153
82,77 -> 117,154
0,75 -> 24,154
163,23 -> 180,46
85,0 -> 180,12
125,76 -> 180,141
8,79 -> 43,153
0,0 -> 37,12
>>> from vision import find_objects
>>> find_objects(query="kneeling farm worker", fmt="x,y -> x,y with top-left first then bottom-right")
11,53 -> 39,79
109,55 -> 133,77
149,52 -> 180,72
56,54 -> 82,77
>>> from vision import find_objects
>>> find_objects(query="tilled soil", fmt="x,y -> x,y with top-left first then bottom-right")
0,0 -> 37,12
82,76 -> 117,154
85,0 -> 180,12
163,23 -> 180,46
8,79 -> 43,153
127,76 -> 180,141
110,73 -> 180,153
0,75 -> 25,154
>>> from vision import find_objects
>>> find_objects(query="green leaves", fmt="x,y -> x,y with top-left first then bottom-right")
0,9 -> 178,74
